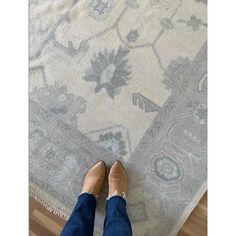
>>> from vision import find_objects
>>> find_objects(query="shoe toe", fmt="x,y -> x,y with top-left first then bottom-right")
90,161 -> 106,176
110,161 -> 126,177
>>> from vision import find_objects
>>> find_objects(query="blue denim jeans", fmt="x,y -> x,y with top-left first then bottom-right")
60,193 -> 132,236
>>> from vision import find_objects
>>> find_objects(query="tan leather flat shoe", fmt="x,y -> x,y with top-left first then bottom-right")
81,161 -> 106,197
108,160 -> 127,199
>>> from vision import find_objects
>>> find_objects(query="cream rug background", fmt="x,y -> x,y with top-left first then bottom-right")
29,0 -> 207,235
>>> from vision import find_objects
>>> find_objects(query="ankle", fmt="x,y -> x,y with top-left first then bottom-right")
107,190 -> 127,201
80,190 -> 99,198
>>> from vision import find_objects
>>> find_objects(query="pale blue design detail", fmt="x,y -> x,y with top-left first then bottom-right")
52,35 -> 89,57
29,129 -> 44,155
150,0 -> 169,10
126,0 -> 139,9
30,17 -> 49,35
153,155 -> 181,182
186,15 -> 203,31
88,0 -> 115,21
30,82 -> 86,127
128,201 -> 148,223
195,0 -> 207,4
127,30 -> 140,43
132,93 -> 161,113
43,144 -> 57,160
83,46 -> 131,99
85,125 -> 132,161
178,15 -> 206,31
193,104 -> 207,125
164,57 -> 191,85
98,131 -> 127,157
160,18 -> 174,30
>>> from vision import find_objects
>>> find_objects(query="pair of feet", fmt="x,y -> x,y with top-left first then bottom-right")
81,160 -> 127,199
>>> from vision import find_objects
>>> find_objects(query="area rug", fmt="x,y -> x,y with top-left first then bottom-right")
29,0 -> 207,235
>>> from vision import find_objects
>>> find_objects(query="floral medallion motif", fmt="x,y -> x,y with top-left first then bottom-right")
153,155 -> 181,182
186,15 -> 203,31
83,46 -> 131,99
88,0 -> 115,21
177,15 -> 206,31
98,131 -> 127,157
164,57 -> 191,85
193,104 -> 207,125
86,125 -> 131,161
30,82 -> 86,127
127,30 -> 140,43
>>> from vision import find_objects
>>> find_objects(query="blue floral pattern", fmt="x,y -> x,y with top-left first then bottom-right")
127,30 -> 139,43
98,131 -> 127,157
153,155 -> 181,182
164,57 -> 191,84
186,15 -> 203,31
83,46 -> 131,98
88,0 -> 115,21
30,82 -> 86,127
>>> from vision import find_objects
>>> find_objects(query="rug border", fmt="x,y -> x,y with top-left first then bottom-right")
169,180 -> 207,236
30,181 -> 207,235
29,183 -> 70,220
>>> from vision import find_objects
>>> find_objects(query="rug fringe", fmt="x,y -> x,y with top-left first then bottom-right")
29,183 -> 70,220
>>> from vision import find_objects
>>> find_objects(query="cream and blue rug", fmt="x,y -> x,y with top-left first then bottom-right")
29,0 -> 207,235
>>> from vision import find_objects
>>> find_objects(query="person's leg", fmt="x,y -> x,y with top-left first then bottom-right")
103,196 -> 132,236
60,193 -> 96,236
103,160 -> 132,236
60,161 -> 106,236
